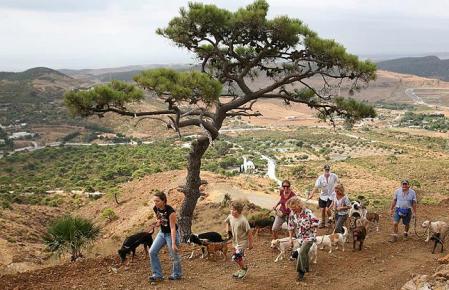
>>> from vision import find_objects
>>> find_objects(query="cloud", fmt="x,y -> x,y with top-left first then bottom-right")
0,0 -> 448,71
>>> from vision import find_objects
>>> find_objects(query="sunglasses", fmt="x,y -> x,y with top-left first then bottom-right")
282,185 -> 290,188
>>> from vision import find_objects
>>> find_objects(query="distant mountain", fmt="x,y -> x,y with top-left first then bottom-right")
0,67 -> 85,103
377,56 -> 449,81
0,67 -> 71,82
59,64 -> 196,82
0,67 -> 89,125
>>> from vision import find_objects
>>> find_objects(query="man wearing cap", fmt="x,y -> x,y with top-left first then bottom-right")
389,180 -> 417,242
308,164 -> 339,228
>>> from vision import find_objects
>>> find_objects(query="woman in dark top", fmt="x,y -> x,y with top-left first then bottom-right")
148,191 -> 182,282
272,180 -> 296,239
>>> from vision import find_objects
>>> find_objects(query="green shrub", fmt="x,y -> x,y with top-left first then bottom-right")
101,208 -> 118,222
291,165 -> 306,178
1,200 -> 12,209
43,215 -> 100,261
220,193 -> 232,208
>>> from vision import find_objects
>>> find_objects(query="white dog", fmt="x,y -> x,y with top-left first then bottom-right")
332,226 -> 348,251
316,226 -> 348,253
271,237 -> 301,262
349,201 -> 367,219
315,235 -> 333,253
422,220 -> 449,242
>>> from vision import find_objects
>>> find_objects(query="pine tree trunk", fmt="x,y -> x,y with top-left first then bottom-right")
177,137 -> 210,241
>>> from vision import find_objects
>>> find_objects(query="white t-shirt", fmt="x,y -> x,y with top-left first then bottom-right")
315,173 -> 339,201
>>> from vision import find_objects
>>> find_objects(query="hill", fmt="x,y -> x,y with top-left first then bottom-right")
0,67 -> 89,126
60,64 -> 193,82
0,67 -> 82,103
377,56 -> 449,81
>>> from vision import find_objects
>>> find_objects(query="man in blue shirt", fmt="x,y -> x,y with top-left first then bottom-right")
389,180 -> 417,242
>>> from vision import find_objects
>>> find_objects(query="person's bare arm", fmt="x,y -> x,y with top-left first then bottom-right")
308,187 -> 318,199
248,229 -> 253,250
390,198 -> 397,216
288,230 -> 294,248
169,212 -> 178,252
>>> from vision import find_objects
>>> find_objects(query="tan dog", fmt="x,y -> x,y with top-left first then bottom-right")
422,220 -> 449,242
203,241 -> 228,261
270,237 -> 300,262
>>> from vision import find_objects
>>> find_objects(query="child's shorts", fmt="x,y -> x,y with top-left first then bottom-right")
232,248 -> 245,262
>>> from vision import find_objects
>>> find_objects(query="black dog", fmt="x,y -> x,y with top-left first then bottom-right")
352,225 -> 367,251
249,216 -> 275,237
118,232 -> 153,263
187,232 -> 225,259
431,233 -> 445,254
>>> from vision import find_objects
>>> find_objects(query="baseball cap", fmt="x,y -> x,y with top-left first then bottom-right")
401,179 -> 409,185
323,164 -> 331,170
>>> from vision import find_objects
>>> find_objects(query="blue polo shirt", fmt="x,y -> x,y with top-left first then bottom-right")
394,188 -> 417,209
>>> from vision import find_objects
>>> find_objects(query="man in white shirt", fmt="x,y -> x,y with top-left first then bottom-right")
389,179 -> 417,242
308,164 -> 339,228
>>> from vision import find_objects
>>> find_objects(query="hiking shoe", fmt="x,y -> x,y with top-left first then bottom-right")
297,270 -> 305,281
232,270 -> 240,278
403,232 -> 409,239
149,276 -> 163,283
168,275 -> 182,281
237,268 -> 248,279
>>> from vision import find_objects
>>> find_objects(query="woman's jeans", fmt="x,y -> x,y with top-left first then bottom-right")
149,230 -> 182,278
335,214 -> 348,234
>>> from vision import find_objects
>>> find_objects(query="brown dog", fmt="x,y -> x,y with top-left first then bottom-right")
203,241 -> 228,261
352,225 -> 367,251
365,212 -> 380,232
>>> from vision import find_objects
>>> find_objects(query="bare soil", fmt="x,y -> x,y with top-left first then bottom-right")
2,198 -> 448,290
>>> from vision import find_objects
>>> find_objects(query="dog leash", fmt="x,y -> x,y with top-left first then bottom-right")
413,216 -> 427,239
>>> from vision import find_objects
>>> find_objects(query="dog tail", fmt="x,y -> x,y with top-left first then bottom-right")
342,226 -> 348,237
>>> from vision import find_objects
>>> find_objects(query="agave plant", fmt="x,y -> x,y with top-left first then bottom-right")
44,215 -> 100,261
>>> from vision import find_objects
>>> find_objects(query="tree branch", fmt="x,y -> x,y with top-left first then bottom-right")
226,112 -> 262,117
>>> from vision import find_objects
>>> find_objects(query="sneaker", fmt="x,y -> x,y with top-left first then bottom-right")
149,276 -> 163,283
168,275 -> 182,281
237,268 -> 248,279
232,270 -> 240,278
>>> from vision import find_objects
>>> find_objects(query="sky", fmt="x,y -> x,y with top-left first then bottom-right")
1,0 -> 449,71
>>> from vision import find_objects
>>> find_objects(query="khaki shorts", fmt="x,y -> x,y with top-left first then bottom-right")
272,215 -> 288,231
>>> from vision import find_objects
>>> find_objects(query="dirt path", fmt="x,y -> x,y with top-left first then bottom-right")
206,182 -> 317,209
2,205 -> 447,290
